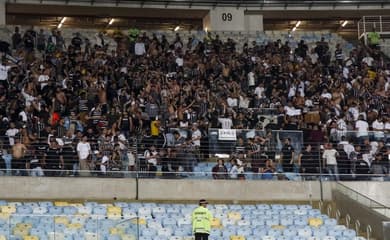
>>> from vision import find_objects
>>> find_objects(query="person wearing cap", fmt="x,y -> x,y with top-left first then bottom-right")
192,199 -> 212,240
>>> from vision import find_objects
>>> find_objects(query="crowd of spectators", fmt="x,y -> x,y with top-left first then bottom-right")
0,26 -> 388,179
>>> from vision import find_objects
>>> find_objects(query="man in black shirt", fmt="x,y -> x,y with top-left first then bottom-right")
61,143 -> 78,175
281,138 -> 294,172
44,138 -> 64,176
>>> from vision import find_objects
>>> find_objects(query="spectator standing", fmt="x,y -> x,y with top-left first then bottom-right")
43,138 -> 64,177
322,143 -> 339,181
211,159 -> 228,179
192,199 -> 212,240
144,145 -> 158,177
77,135 -> 92,176
281,138 -> 294,172
11,138 -> 26,175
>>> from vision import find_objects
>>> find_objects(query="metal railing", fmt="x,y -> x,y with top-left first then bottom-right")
358,15 -> 390,44
0,128 -> 388,180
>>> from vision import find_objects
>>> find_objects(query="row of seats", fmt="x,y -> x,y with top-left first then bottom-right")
0,201 -> 366,240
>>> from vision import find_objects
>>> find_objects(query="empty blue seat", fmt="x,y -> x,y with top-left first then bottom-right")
63,206 -> 78,215
222,228 -> 236,238
267,228 -> 282,237
94,206 -> 107,215
236,226 -> 252,236
283,228 -> 297,237
342,229 -> 356,238
38,201 -> 53,208
48,206 -> 63,215
210,229 -> 222,238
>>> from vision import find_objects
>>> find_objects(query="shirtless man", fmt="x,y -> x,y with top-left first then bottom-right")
12,138 -> 27,174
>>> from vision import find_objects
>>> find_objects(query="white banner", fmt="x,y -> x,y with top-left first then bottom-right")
218,129 -> 237,141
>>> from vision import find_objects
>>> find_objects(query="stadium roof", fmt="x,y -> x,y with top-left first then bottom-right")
9,0 -> 390,8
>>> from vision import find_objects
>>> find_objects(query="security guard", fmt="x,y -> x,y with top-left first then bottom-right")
192,199 -> 212,240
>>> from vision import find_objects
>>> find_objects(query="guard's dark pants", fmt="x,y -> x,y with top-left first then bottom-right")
195,232 -> 209,240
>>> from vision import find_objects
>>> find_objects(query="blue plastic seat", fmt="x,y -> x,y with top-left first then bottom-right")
93,206 -> 107,215
236,226 -> 253,236
283,228 -> 297,237
48,206 -> 63,215
342,229 -> 356,238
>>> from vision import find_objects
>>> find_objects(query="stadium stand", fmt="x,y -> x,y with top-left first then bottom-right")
0,24 -> 388,180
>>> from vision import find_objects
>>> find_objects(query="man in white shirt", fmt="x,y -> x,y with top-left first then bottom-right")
176,55 -> 184,67
76,135 -> 92,176
372,116 -> 385,141
0,58 -> 11,83
134,38 -> 146,56
362,54 -> 374,67
355,115 -> 369,143
254,83 -> 265,99
5,122 -> 19,146
322,143 -> 339,181
191,124 -> 202,148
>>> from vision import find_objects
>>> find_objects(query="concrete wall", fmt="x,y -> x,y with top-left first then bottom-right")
0,177 -> 336,202
0,177 -> 137,200
244,14 -> 264,32
340,181 -> 390,207
333,190 -> 389,240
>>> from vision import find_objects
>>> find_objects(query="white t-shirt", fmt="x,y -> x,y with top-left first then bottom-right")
144,150 -> 158,166
227,97 -> 238,107
284,106 -> 301,116
323,149 -> 338,165
191,129 -> 201,147
77,142 -> 91,160
248,72 -> 255,87
239,96 -> 249,109
218,118 -> 233,129
355,120 -> 369,137
100,155 -> 109,173
134,42 -> 146,56
19,111 -> 27,122
176,57 -> 184,67
372,120 -> 385,138
254,86 -> 265,98
0,64 -> 11,81
5,128 -> 19,146
38,75 -> 49,90
362,56 -> 374,66
309,52 -> 319,64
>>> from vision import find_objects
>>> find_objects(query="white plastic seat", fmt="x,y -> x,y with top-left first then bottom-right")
138,207 -> 152,216
32,207 -> 47,214
177,218 -> 191,227
158,227 -> 172,237
222,218 -> 236,227
261,236 -> 275,240
236,219 -> 250,226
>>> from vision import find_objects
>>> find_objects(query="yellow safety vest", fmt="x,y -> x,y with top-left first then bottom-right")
192,206 -> 212,234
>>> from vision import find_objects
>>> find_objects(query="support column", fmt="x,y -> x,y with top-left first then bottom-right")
0,0 -> 6,25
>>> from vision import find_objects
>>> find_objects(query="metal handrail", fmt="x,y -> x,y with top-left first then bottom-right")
355,219 -> 361,235
327,204 -> 332,217
335,209 -> 341,223
318,201 -> 323,212
345,214 -> 351,228
367,224 -> 372,240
